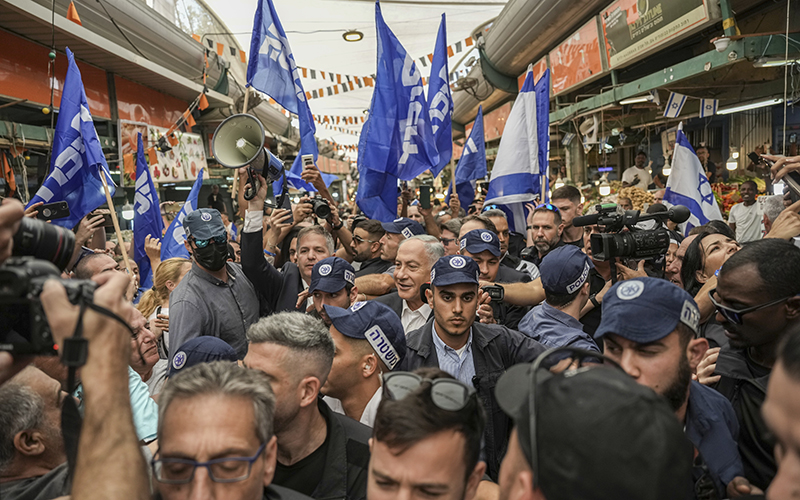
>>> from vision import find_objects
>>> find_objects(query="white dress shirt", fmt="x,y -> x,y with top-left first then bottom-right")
401,300 -> 432,333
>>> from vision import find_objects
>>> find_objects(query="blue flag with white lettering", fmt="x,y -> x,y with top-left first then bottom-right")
447,106 -> 485,209
427,14 -> 452,177
133,133 -> 163,290
27,47 -> 115,229
161,169 -> 204,260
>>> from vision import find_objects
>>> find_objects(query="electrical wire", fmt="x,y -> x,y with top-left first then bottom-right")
95,0 -> 148,59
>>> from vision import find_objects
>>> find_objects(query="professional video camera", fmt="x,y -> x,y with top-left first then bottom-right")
301,191 -> 332,219
1,218 -> 97,355
573,203 -> 690,261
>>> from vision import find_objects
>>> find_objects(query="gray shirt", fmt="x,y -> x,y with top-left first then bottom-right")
169,262 -> 259,358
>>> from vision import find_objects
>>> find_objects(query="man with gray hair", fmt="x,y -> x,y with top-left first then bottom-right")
243,312 -> 371,500
375,235 -> 444,333
762,194 -> 785,235
153,361 -> 311,500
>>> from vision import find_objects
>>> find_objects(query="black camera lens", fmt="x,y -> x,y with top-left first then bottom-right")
13,218 -> 76,271
311,198 -> 331,219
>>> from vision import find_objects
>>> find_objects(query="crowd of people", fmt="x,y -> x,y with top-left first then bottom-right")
1,154 -> 800,500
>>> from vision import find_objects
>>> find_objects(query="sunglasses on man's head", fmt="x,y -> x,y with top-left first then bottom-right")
192,235 -> 227,248
382,372 -> 476,412
482,204 -> 500,213
535,203 -> 560,212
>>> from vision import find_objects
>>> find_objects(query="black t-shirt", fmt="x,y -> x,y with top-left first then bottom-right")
273,423 -> 331,497
563,236 -> 584,249
0,463 -> 70,500
580,269 -> 606,345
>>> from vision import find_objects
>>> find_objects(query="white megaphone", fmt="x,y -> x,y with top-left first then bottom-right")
211,114 -> 286,200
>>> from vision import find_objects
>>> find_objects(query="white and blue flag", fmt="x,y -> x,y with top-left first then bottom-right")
27,47 -> 115,229
427,14 -> 452,177
447,105 -> 486,209
133,133 -> 163,291
483,66 -> 550,233
699,99 -> 718,118
160,169 -> 204,260
663,92 -> 687,118
663,123 -> 723,235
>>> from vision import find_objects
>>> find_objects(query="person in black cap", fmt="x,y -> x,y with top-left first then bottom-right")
458,229 -> 530,329
403,254 -> 546,481
169,208 -> 259,359
597,277 -> 757,498
517,246 -> 599,352
305,256 -> 359,326
354,217 -> 425,298
321,301 -> 406,427
494,358 -> 693,500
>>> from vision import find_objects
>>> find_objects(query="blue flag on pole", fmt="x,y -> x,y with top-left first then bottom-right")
27,47 -> 116,229
133,133 -> 163,290
447,105 -> 485,209
427,14 -> 452,177
663,123 -> 723,235
161,169 -> 204,260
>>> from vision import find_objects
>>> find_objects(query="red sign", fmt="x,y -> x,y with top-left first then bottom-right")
517,58 -> 548,92
549,20 -> 605,95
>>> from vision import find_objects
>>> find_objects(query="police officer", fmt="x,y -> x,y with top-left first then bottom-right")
307,256 -> 359,326
517,246 -> 599,351
596,278 -> 758,498
321,301 -> 406,427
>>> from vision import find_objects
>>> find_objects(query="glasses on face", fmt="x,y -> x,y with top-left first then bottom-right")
352,234 -> 378,244
152,443 -> 266,484
440,237 -> 455,246
535,203 -> 560,213
708,288 -> 795,325
382,372 -> 476,411
192,235 -> 227,248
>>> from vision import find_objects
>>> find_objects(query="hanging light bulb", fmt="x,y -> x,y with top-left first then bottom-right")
121,202 -> 134,221
599,181 -> 611,197
554,177 -> 565,189
662,165 -> 672,177
726,155 -> 738,171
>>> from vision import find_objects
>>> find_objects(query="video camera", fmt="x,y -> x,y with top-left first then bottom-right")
573,203 -> 690,261
1,218 -> 97,355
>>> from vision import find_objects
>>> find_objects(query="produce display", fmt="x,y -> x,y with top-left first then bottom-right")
616,186 -> 654,211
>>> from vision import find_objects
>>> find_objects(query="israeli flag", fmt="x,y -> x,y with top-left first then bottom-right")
27,47 -> 115,229
483,66 -> 550,233
447,105 -> 486,209
133,133 -> 163,290
699,99 -> 718,118
663,92 -> 687,119
427,14 -> 453,177
561,132 -> 575,146
161,169 -> 204,260
663,124 -> 723,235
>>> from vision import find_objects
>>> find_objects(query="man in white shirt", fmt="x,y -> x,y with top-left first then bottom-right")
728,180 -> 763,243
375,235 -> 444,333
622,151 -> 653,188
321,300 -> 406,427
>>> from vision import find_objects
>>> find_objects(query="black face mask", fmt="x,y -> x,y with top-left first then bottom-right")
193,241 -> 229,271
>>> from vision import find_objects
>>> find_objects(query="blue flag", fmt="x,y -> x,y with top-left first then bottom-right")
447,105 -> 485,209
535,69 -> 551,202
358,1 -> 439,183
133,133 -> 163,290
427,14 -> 453,177
356,116 -> 399,222
161,169 -> 204,260
27,47 -> 115,229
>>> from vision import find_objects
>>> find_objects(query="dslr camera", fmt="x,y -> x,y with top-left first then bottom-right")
0,217 -> 96,355
301,191 -> 332,219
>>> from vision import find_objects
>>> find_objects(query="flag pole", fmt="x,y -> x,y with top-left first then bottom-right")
100,173 -> 132,275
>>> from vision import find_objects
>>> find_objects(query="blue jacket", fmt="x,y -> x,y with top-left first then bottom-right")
517,302 -> 599,352
685,380 -> 745,495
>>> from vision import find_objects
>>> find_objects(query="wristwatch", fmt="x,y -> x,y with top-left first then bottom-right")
331,220 -> 344,231
589,294 -> 600,308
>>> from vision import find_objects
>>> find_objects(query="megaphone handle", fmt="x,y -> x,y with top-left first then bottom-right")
244,167 -> 260,201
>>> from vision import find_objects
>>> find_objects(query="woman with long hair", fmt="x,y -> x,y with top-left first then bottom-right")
136,257 -> 192,360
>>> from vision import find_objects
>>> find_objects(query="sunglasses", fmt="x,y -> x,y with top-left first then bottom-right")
382,372 -> 476,411
192,235 -> 227,248
440,237 -> 456,246
708,288 -> 795,325
353,234 -> 378,244
535,203 -> 560,212
482,204 -> 500,213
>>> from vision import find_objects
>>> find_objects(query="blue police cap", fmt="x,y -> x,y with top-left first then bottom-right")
540,246 -> 595,294
460,229 -> 501,257
430,255 -> 480,287
169,336 -> 239,377
380,217 -> 425,239
184,208 -> 226,241
324,301 -> 406,370
309,256 -> 355,294
595,277 -> 701,343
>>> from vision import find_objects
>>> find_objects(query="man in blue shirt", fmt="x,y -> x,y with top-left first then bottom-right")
517,245 -> 599,351
596,277 -> 760,498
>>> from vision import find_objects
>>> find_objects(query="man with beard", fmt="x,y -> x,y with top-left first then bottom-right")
243,312 -> 371,500
597,278 -> 758,498
170,208 -> 259,358
550,186 -> 584,248
349,219 -> 392,277
700,239 -> 800,490
523,206 -> 564,268
305,257 -> 359,326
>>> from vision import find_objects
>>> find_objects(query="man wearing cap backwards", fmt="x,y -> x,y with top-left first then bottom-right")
517,246 -> 599,352
321,301 -> 406,427
458,229 -> 530,330
354,218 -> 426,298
374,235 -> 444,333
305,256 -> 359,326
596,277 -> 758,498
494,359 -> 693,500
403,254 -> 546,481
169,208 -> 260,359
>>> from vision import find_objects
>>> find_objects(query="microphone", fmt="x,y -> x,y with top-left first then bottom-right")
572,212 -> 602,227
668,205 -> 691,224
